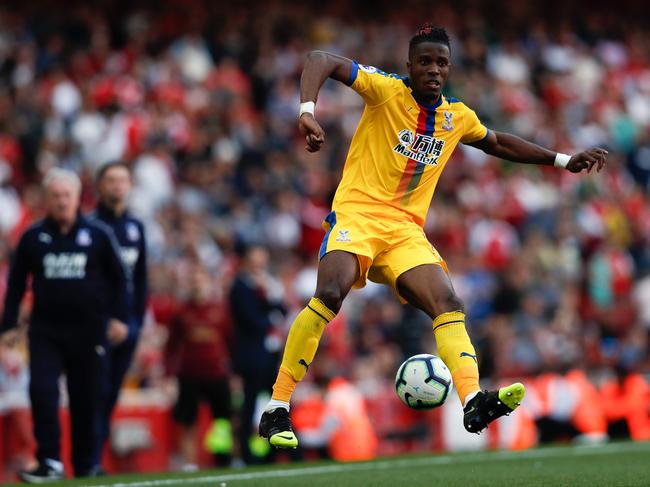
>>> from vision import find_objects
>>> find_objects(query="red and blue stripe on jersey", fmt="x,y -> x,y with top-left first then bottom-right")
394,104 -> 437,205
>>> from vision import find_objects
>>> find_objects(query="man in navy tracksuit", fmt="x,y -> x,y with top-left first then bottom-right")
0,168 -> 128,482
229,245 -> 287,464
90,161 -> 147,470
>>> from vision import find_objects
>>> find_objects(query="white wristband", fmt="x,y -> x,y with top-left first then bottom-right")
299,101 -> 315,117
554,152 -> 571,169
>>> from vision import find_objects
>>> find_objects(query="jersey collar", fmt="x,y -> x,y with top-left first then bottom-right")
416,95 -> 444,110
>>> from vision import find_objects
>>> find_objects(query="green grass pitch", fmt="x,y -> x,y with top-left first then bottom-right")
9,441 -> 650,487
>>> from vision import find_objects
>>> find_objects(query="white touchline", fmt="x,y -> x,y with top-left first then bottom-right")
86,442 -> 649,487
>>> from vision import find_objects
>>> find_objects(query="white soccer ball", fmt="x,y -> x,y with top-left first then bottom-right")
395,354 -> 453,409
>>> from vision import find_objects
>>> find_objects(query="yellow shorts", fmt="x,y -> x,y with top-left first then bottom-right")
319,210 -> 447,300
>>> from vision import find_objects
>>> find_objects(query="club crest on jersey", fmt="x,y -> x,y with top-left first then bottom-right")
393,129 -> 445,165
126,222 -> 140,242
76,229 -> 92,246
335,229 -> 351,242
442,111 -> 454,131
38,232 -> 52,244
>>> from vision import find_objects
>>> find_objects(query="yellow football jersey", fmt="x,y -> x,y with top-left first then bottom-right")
332,61 -> 489,227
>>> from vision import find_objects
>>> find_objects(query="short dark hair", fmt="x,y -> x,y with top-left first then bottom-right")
409,24 -> 451,57
96,161 -> 131,183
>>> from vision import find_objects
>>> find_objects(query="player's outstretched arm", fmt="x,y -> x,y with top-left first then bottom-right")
299,51 -> 353,152
469,130 -> 608,173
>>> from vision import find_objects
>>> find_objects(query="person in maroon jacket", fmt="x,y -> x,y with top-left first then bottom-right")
165,265 -> 233,470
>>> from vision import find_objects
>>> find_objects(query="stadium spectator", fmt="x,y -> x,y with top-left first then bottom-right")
229,245 -> 286,464
0,168 -> 128,481
165,265 -> 233,470
91,161 -> 148,471
0,334 -> 35,478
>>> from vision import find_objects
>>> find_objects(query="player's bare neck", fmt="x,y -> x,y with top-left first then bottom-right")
412,90 -> 440,107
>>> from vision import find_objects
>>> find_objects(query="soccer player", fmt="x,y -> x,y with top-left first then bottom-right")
0,168 -> 129,480
259,25 -> 608,449
91,161 -> 148,470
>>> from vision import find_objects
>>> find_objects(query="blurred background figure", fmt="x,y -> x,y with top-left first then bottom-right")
0,168 -> 128,481
229,245 -> 287,465
599,365 -> 650,441
165,264 -> 233,470
92,161 -> 148,472
528,368 -> 607,445
0,332 -> 35,478
293,363 -> 378,462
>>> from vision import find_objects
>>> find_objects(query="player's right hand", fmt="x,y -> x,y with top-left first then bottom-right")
299,113 -> 325,152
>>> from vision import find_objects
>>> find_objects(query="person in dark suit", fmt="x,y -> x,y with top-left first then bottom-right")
229,245 -> 286,464
0,168 -> 128,481
90,162 -> 148,471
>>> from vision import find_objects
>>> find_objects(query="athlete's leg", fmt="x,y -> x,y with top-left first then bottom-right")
396,263 -> 480,406
397,264 -> 524,433
261,250 -> 359,448
271,250 -> 359,405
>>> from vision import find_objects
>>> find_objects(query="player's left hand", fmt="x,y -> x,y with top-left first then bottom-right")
107,319 -> 129,345
566,147 -> 608,174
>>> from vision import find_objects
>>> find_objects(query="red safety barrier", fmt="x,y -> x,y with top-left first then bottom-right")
1,404 -> 215,481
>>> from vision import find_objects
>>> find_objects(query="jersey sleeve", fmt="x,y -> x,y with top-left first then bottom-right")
347,61 -> 404,106
460,105 -> 490,144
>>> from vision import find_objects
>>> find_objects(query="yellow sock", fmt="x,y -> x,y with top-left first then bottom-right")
432,310 -> 480,405
271,297 -> 336,403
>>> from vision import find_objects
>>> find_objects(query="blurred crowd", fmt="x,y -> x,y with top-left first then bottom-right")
1,0 -> 650,468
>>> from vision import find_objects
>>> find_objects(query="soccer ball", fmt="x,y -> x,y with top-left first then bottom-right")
395,354 -> 453,409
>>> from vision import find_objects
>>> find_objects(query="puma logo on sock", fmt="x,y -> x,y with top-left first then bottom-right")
460,352 -> 478,363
